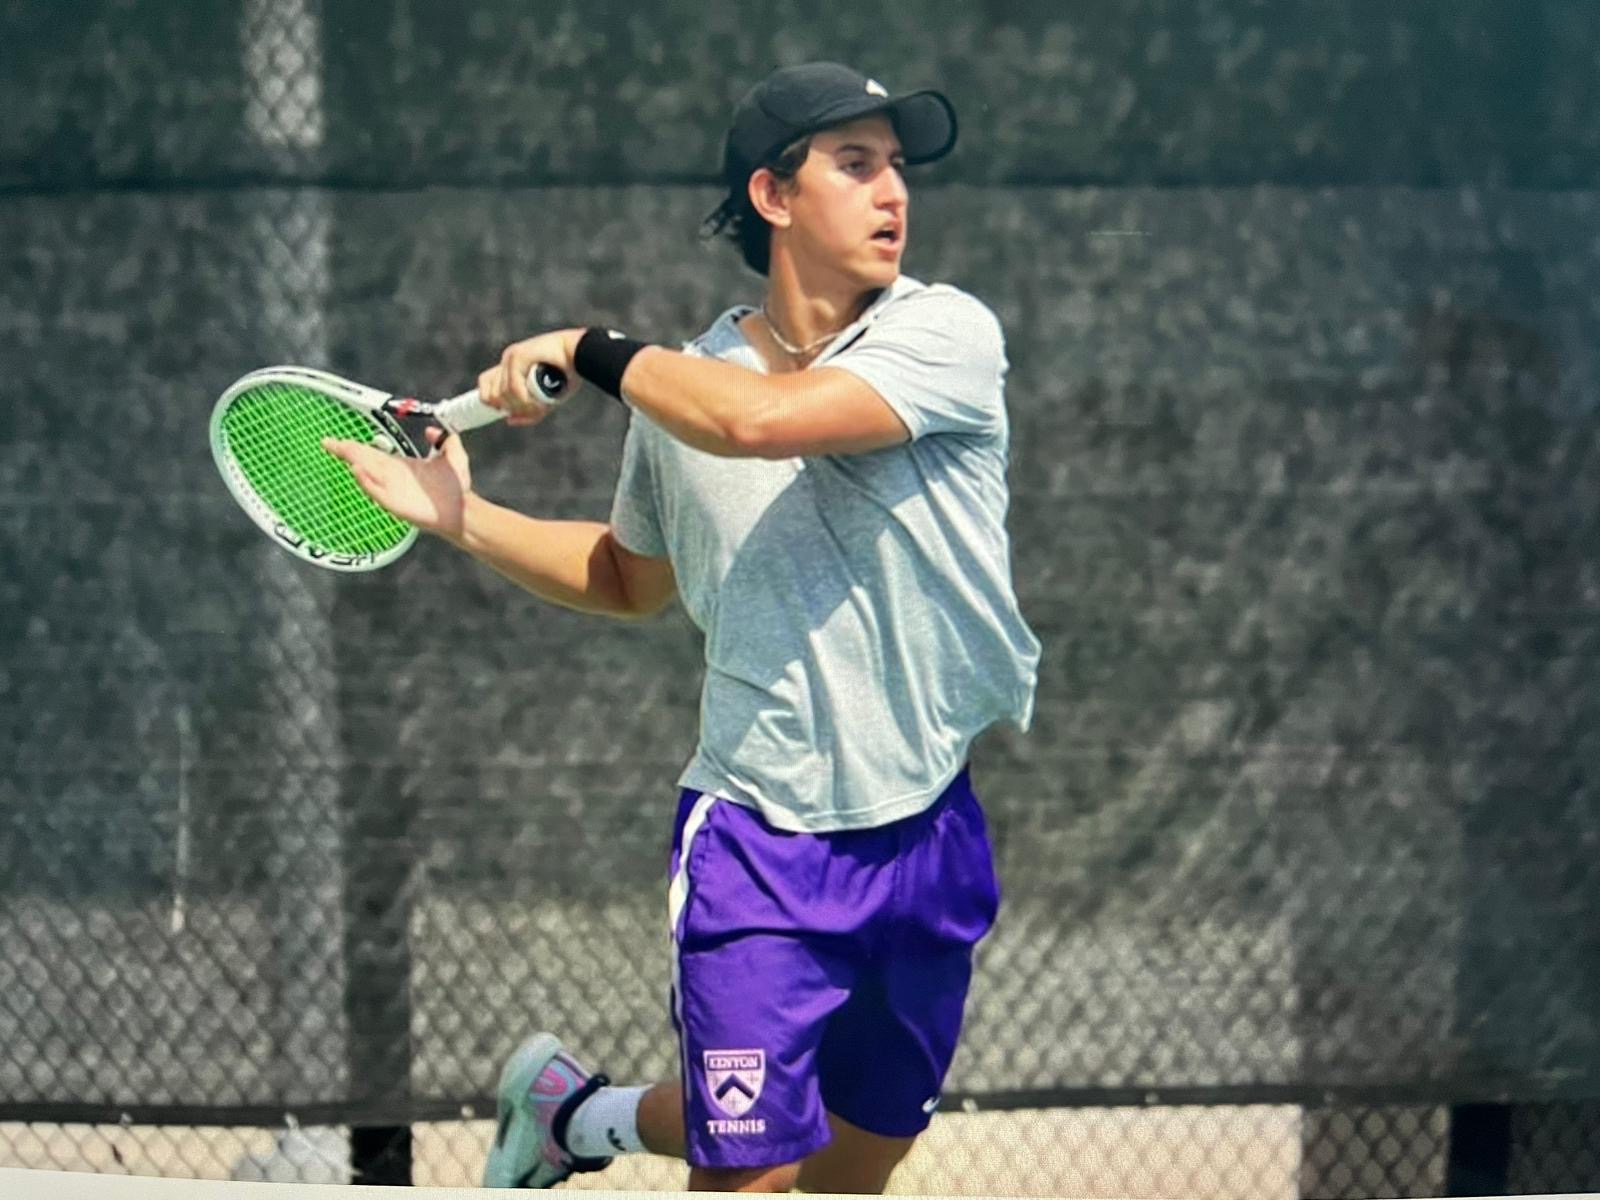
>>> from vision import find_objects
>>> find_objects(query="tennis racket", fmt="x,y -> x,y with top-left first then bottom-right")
210,362 -> 566,571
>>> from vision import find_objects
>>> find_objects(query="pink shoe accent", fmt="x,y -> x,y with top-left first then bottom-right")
523,1055 -> 588,1169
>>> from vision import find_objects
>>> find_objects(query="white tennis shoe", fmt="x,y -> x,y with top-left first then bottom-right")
483,1032 -> 613,1188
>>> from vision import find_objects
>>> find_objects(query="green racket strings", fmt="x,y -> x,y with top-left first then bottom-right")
220,383 -> 411,556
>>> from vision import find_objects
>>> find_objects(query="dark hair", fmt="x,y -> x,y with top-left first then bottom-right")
701,134 -> 813,276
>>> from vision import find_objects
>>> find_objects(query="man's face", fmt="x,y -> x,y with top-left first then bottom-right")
780,115 -> 909,288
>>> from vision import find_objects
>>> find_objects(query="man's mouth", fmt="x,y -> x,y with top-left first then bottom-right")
872,224 -> 902,247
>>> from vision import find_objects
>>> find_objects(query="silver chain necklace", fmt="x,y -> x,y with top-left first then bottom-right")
761,304 -> 845,360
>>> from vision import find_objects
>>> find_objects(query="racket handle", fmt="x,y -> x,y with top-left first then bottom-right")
435,363 -> 570,432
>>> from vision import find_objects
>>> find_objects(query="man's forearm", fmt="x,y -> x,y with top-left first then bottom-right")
621,347 -> 782,457
494,328 -> 797,457
440,493 -> 640,618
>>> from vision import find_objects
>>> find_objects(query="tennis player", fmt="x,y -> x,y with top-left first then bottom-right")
325,60 -> 1040,1194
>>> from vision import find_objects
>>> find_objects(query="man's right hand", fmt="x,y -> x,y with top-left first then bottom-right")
321,426 -> 474,539
478,328 -> 585,426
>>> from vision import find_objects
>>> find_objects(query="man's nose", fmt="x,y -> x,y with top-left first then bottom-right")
877,166 -> 908,207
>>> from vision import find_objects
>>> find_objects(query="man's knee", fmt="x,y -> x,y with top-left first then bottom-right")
688,1161 -> 803,1193
795,1112 -> 917,1194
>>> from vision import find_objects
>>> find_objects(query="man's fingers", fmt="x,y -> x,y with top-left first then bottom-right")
506,352 -> 532,407
477,366 -> 502,409
321,437 -> 362,462
323,439 -> 395,501
323,437 -> 385,466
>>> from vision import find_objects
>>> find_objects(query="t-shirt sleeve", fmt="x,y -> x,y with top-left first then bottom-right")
827,286 -> 1008,440
608,414 -> 669,557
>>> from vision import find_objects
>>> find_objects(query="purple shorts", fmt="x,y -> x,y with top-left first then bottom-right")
666,767 -> 1000,1169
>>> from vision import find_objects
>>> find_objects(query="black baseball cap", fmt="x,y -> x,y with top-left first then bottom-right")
721,61 -> 958,188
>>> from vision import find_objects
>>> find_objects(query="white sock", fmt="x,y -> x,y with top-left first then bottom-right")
563,1085 -> 649,1158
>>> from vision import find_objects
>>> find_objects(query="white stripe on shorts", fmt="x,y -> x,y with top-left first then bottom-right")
667,792 -> 718,937
668,793 -> 717,1092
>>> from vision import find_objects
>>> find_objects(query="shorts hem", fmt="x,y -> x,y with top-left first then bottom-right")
823,1095 -> 935,1141
686,1126 -> 832,1170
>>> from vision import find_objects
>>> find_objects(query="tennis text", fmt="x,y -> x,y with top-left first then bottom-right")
706,1118 -> 767,1135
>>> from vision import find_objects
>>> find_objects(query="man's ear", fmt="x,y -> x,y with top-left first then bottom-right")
748,167 -> 793,230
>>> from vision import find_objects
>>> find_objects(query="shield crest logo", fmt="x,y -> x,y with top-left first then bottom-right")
703,1049 -> 765,1117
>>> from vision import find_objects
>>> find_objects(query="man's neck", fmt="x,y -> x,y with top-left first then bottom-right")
762,254 -> 884,355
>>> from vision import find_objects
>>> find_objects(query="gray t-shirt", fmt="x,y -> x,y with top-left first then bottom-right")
609,274 -> 1040,833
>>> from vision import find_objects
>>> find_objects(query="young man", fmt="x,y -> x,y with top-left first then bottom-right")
325,61 -> 1040,1194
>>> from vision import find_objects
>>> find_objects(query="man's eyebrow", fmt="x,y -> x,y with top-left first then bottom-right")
832,141 -> 907,158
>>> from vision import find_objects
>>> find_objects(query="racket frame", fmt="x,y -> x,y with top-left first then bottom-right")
212,362 -> 563,572
211,366 -> 467,571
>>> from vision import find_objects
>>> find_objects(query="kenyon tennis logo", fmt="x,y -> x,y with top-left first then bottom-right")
704,1049 -> 764,1117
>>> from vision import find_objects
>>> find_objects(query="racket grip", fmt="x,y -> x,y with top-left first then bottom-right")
436,363 -> 570,432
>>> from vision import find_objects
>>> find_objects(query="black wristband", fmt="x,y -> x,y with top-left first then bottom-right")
574,326 -> 649,401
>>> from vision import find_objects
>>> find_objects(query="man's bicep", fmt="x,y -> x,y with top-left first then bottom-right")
608,534 -> 677,617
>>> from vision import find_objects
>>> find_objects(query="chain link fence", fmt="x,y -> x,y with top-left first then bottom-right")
5,1 -> 1600,1195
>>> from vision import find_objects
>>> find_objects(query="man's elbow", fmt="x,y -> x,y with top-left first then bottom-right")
723,409 -> 791,460
613,574 -> 676,620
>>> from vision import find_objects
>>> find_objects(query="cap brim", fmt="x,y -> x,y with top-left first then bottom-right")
882,90 -> 958,165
